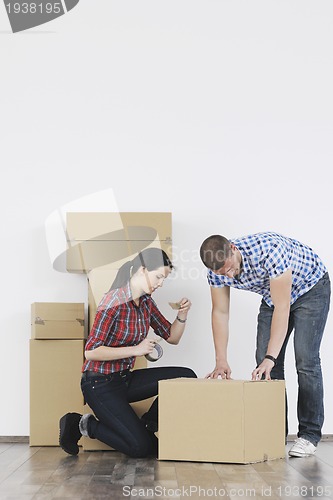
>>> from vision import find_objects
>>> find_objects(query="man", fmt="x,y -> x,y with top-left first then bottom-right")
200,232 -> 330,458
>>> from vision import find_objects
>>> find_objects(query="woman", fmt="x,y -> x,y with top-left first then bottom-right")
59,247 -> 196,457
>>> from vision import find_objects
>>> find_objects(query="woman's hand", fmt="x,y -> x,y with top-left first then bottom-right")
167,298 -> 191,345
133,338 -> 156,357
177,297 -> 191,315
176,298 -> 191,323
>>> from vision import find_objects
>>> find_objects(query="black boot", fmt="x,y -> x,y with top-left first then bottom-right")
59,412 -> 82,455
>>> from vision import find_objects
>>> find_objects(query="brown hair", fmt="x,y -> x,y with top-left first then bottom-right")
109,248 -> 173,290
200,235 -> 232,271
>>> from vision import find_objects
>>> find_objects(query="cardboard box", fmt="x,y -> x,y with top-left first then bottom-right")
66,212 -> 172,273
31,302 -> 85,339
158,379 -> 285,464
30,339 -> 85,446
67,212 -> 172,245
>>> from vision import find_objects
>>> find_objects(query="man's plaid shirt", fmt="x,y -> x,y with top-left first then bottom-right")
207,232 -> 327,306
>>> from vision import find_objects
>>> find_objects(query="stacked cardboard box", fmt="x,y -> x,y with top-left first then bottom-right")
30,213 -> 172,450
66,212 -> 172,329
30,302 -> 85,446
31,302 -> 85,340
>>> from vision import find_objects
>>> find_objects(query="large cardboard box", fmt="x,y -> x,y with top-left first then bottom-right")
30,339 -> 85,446
66,212 -> 172,273
31,302 -> 85,339
158,379 -> 285,464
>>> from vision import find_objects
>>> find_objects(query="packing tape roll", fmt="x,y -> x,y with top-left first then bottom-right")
145,343 -> 163,362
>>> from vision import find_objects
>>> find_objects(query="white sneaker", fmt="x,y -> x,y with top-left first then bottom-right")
289,437 -> 316,457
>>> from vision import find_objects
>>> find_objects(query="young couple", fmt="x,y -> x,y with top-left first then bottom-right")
60,232 -> 330,459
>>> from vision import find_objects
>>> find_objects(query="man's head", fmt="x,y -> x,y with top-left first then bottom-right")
200,234 -> 242,279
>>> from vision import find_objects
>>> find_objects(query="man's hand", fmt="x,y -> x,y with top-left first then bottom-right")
251,269 -> 292,381
205,361 -> 232,379
208,287 -> 231,379
251,357 -> 275,380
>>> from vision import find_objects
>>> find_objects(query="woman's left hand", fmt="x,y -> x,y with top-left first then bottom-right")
168,297 -> 192,344
178,298 -> 191,313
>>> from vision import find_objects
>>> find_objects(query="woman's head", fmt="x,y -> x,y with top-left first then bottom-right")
109,247 -> 173,294
132,247 -> 173,274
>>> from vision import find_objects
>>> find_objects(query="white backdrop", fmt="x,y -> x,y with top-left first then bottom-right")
0,0 -> 332,437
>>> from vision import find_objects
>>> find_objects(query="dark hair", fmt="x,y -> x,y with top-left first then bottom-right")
200,235 -> 232,271
109,248 -> 173,291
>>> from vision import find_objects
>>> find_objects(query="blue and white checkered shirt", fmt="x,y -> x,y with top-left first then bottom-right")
207,232 -> 327,306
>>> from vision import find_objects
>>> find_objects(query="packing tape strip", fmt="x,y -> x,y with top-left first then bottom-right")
145,343 -> 163,362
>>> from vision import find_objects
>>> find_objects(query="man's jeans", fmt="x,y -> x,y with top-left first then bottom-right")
256,272 -> 331,446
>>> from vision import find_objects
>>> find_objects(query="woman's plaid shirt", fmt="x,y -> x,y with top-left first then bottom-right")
82,283 -> 171,374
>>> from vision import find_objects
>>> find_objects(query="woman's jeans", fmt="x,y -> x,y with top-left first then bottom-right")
81,366 -> 197,457
256,272 -> 331,446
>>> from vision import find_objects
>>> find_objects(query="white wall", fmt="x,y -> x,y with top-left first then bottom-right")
1,0 -> 332,437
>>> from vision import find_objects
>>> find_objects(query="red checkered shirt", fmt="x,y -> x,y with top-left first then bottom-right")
82,283 -> 171,374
